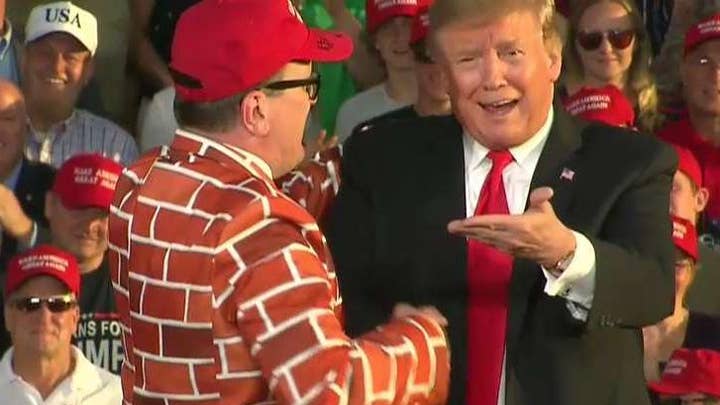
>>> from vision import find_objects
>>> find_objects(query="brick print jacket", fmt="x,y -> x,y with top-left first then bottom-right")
108,130 -> 450,404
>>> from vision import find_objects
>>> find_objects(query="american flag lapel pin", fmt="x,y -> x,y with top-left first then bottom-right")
560,167 -> 575,181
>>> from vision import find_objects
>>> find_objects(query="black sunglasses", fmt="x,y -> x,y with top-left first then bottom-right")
261,73 -> 321,102
12,294 -> 77,313
577,29 -> 635,51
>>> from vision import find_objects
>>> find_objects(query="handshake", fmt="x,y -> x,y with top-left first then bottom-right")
393,302 -> 448,327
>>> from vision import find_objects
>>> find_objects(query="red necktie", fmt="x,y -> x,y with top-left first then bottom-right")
466,150 -> 514,405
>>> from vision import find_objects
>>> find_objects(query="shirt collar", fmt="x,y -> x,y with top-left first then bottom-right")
0,347 -> 103,393
0,348 -> 18,385
463,106 -> 554,172
28,110 -> 78,142
65,346 -> 103,392
170,129 -> 274,181
0,20 -> 13,60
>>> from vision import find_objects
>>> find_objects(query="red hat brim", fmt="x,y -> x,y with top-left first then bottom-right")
296,29 -> 354,63
648,380 -> 695,397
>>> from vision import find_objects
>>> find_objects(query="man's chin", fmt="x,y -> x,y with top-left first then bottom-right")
466,125 -> 529,149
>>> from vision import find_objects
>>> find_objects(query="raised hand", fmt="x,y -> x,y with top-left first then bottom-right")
447,187 -> 576,270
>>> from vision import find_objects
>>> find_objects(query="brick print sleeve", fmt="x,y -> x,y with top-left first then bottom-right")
277,146 -> 342,224
108,133 -> 448,405
225,206 -> 449,404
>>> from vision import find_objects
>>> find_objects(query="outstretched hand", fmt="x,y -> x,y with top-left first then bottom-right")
447,187 -> 576,269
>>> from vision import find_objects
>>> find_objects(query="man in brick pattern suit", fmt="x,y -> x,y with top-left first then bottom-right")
107,0 -> 450,404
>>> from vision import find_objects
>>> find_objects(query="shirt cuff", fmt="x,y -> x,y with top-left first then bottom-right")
542,231 -> 596,310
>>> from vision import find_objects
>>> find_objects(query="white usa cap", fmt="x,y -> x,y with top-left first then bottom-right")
25,1 -> 98,56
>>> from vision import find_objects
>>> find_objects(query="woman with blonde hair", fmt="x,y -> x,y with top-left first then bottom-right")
562,0 -> 661,132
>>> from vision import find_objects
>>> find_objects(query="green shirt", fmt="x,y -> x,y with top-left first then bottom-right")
300,0 -> 366,132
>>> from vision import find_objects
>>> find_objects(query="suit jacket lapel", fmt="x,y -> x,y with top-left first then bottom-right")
507,108 -> 585,362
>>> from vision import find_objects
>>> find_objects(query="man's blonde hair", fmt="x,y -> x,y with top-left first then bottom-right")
429,0 -> 563,51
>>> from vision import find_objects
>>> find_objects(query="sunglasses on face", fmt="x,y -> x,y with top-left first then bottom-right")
577,29 -> 635,51
261,73 -> 321,102
11,294 -> 77,313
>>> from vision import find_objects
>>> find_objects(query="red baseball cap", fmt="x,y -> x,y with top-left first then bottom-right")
685,13 -> 720,56
5,245 -> 81,298
367,0 -> 419,34
562,85 -> 635,128
648,349 -> 720,398
410,0 -> 433,45
672,144 -> 703,188
672,215 -> 699,262
52,154 -> 123,211
170,0 -> 353,103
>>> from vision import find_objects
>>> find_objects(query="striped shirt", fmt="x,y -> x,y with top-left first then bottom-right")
25,109 -> 139,168
108,129 -> 449,404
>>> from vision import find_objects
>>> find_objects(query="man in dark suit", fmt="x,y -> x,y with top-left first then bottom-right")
326,0 -> 677,404
0,79 -> 54,351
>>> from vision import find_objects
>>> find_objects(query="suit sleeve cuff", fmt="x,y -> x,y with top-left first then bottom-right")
542,231 -> 596,310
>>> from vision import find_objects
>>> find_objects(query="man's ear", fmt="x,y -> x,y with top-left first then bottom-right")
240,91 -> 271,138
696,187 -> 710,214
547,41 -> 563,82
81,57 -> 95,87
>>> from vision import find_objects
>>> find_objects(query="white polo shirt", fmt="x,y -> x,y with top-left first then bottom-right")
0,346 -> 121,404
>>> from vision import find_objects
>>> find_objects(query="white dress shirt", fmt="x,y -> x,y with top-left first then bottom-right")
0,346 -> 121,404
462,107 -> 597,405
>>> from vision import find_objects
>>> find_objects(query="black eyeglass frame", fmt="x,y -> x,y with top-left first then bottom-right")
261,73 -> 321,102
12,294 -> 77,313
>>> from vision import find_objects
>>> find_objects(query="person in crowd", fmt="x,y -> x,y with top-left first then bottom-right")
129,0 -> 198,148
0,79 -> 53,269
666,145 -> 720,315
348,0 -> 451,135
21,1 -> 138,168
45,153 -> 123,374
0,0 -> 19,85
128,0 -> 198,97
333,0 -> 419,142
653,0 -> 720,113
7,0 -> 133,128
0,79 -> 54,353
649,348 -> 720,405
562,0 -> 661,132
0,244 -> 121,403
295,0 -> 381,135
561,84 -> 636,127
327,0 -> 677,403
405,0 -> 450,118
643,215 -> 699,382
657,13 -> 720,251
108,1 -> 450,403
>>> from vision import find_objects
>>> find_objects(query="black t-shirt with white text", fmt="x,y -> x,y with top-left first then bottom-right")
73,258 -> 123,374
